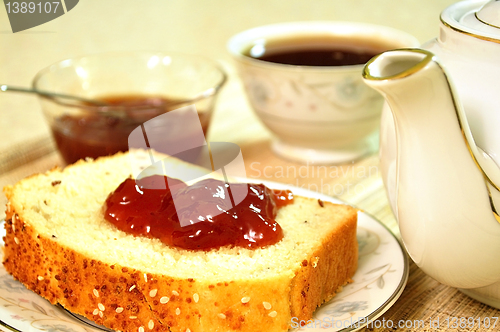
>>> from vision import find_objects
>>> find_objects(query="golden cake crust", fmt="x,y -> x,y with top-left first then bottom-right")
2,152 -> 358,332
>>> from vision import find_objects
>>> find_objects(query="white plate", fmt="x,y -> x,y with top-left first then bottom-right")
0,182 -> 408,332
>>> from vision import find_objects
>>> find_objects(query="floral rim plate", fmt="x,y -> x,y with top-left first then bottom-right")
0,182 -> 408,332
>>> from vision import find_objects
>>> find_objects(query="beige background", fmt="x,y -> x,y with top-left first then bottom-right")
1,0 -> 456,151
2,2 -> 500,331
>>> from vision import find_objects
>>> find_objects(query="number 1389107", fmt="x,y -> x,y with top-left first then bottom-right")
444,316 -> 498,329
5,2 -> 60,14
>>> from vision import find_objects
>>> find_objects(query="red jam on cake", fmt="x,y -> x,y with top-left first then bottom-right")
104,175 -> 293,250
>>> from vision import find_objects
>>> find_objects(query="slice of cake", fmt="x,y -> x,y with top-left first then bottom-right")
2,150 -> 358,332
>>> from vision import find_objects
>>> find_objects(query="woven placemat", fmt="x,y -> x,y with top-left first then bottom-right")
0,135 -> 57,174
0,136 -> 62,219
1,137 -> 499,331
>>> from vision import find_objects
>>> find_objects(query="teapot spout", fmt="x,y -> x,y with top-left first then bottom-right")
362,49 -> 500,289
364,49 -> 500,190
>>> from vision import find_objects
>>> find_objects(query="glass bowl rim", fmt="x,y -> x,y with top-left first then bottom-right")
31,51 -> 227,113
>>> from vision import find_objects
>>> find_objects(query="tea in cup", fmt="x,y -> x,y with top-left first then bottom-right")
227,21 -> 419,164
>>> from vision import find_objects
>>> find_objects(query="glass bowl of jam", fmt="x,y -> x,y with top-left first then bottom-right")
33,52 -> 226,164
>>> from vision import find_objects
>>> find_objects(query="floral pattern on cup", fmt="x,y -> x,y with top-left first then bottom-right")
239,66 -> 383,123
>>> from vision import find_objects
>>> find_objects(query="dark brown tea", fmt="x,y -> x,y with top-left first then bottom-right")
245,36 -> 390,66
254,49 -> 376,66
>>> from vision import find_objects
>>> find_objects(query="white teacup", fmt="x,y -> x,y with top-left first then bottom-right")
227,21 -> 419,164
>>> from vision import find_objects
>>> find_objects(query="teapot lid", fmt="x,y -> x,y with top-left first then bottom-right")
442,0 -> 500,41
476,0 -> 500,28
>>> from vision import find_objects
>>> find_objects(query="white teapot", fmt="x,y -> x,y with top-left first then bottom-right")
362,0 -> 500,308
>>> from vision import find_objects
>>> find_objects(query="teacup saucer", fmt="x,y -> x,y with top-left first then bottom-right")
272,133 -> 378,164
